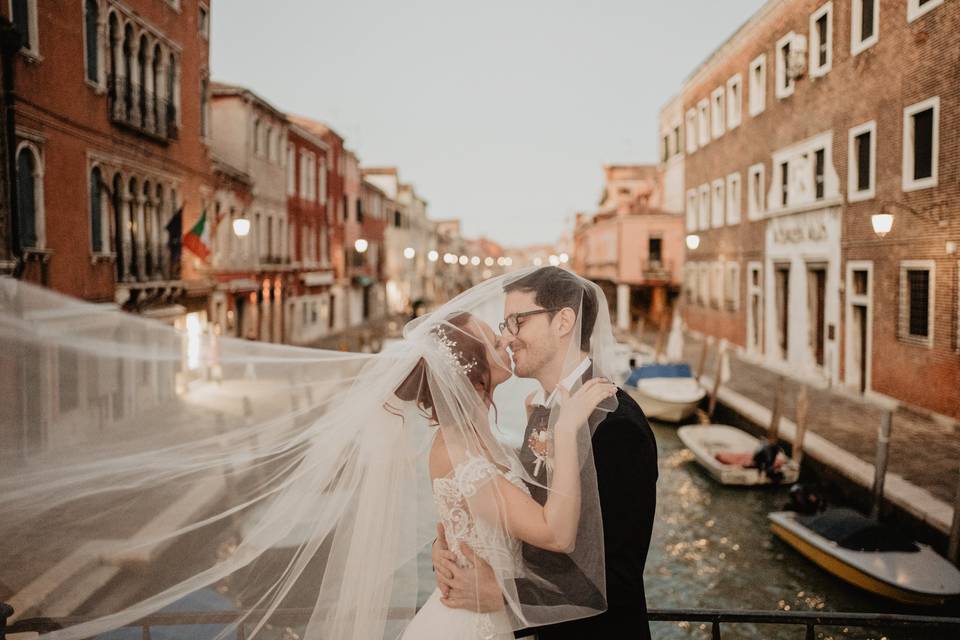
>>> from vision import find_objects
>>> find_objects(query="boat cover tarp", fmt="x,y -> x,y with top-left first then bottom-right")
797,508 -> 919,553
626,363 -> 692,387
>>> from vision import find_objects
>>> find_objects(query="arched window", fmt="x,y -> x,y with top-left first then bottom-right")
122,24 -> 134,116
90,166 -> 103,252
167,52 -> 177,127
152,43 -> 162,131
143,181 -> 154,274
85,0 -> 99,83
266,125 -> 274,161
16,145 -> 42,249
11,0 -> 36,53
137,34 -> 148,125
252,118 -> 261,155
200,75 -> 209,138
112,173 -> 124,278
127,177 -> 139,278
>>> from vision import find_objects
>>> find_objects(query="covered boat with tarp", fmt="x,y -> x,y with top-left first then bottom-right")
624,363 -> 705,423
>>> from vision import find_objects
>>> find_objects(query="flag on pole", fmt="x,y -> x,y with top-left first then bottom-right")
183,207 -> 211,261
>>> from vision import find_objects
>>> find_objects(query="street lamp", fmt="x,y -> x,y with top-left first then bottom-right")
548,254 -> 560,266
355,238 -> 369,253
484,257 -> 494,267
428,250 -> 439,262
559,253 -> 569,264
685,234 -> 701,250
870,213 -> 894,238
458,255 -> 468,266
403,247 -> 416,259
232,217 -> 251,237
470,256 -> 481,266
444,252 -> 457,264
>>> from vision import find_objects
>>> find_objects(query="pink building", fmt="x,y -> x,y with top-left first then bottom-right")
572,165 -> 685,330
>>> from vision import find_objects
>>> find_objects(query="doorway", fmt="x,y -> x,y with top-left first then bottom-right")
845,262 -> 872,394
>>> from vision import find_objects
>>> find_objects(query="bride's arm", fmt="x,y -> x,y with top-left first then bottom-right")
484,379 -> 615,553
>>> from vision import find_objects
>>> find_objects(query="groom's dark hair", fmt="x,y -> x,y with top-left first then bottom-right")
504,266 -> 598,351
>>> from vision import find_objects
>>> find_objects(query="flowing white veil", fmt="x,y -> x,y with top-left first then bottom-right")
0,267 -> 618,639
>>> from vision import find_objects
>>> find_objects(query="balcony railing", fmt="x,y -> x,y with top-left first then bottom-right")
642,258 -> 673,282
108,75 -> 178,143
3,603 -> 959,640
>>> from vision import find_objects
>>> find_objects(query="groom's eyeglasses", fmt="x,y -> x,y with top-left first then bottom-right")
499,308 -> 560,336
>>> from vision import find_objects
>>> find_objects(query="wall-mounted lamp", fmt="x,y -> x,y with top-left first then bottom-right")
355,238 -> 369,253
685,234 -> 701,250
232,217 -> 251,237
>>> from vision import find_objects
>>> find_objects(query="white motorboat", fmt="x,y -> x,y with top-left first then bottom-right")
677,424 -> 799,485
624,364 -> 705,423
769,508 -> 960,606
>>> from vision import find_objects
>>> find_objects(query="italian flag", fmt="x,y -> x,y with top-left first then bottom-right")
183,208 -> 211,261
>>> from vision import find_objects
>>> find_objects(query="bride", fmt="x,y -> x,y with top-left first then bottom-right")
0,268 -> 618,639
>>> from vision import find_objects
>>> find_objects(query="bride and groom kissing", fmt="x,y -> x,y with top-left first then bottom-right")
402,267 -> 659,640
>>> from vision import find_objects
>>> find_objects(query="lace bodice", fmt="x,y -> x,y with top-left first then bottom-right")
433,455 -> 530,574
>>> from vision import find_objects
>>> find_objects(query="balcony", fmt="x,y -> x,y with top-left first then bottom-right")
642,258 -> 673,283
108,76 -> 178,144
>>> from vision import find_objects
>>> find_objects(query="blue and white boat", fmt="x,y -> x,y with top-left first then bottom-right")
624,362 -> 705,423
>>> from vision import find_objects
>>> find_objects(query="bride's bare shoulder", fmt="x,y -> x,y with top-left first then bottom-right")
428,429 -> 454,480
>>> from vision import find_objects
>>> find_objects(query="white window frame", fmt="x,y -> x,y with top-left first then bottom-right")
851,0 -> 880,55
747,163 -> 765,220
686,188 -> 698,232
847,120 -> 877,202
15,139 -> 46,249
775,33 -> 797,99
9,0 -> 40,59
710,262 -> 724,309
318,158 -> 327,204
685,108 -> 698,153
908,0 -> 943,23
726,172 -> 742,224
809,2 -> 833,78
898,260 -> 935,348
747,261 -> 763,353
726,74 -> 742,129
199,3 -> 210,39
698,183 -> 710,230
697,99 -> 710,147
748,54 -> 766,116
902,96 -> 939,192
724,261 -> 741,311
844,260 -> 873,392
287,145 -> 296,196
711,86 -> 725,138
711,179 -> 725,227
698,262 -> 710,307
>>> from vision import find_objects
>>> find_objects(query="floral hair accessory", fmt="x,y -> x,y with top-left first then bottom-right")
435,326 -> 478,376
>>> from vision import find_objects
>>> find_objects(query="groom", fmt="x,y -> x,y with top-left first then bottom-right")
433,267 -> 658,639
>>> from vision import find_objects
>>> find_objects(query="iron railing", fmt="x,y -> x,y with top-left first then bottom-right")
3,603 -> 959,639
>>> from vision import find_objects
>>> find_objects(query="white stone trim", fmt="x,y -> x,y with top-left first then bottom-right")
711,178 -> 725,228
9,0 -> 41,60
907,0 -> 943,23
775,32 -> 796,99
844,260 -> 873,393
746,261 -> 763,354
726,172 -> 741,225
809,2 -> 833,78
726,73 -> 742,130
698,183 -> 710,230
710,86 -> 725,139
847,120 -> 877,202
851,0 -> 879,55
748,54 -> 766,116
15,139 -> 46,249
697,98 -> 710,147
902,96 -> 940,192
685,108 -> 698,153
686,188 -> 698,232
747,163 -> 765,220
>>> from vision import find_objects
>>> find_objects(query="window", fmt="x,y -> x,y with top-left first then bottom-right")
899,261 -> 934,346
726,172 -> 741,224
84,0 -> 99,83
648,235 -> 663,264
287,145 -> 296,195
710,262 -> 724,309
698,184 -> 710,230
748,163 -> 765,219
15,143 -> 44,249
814,148 -> 825,199
11,0 -> 38,56
266,126 -> 276,162
776,33 -> 797,99
848,120 -> 876,201
810,3 -> 833,77
684,264 -> 697,304
661,135 -> 670,163
908,0 -> 943,22
749,55 -> 766,116
779,161 -> 790,206
685,109 -> 698,153
724,262 -> 741,311
90,166 -> 104,253
711,87 -> 725,138
711,179 -> 725,227
697,99 -> 710,146
698,263 -> 710,306
199,3 -> 210,38
253,118 -> 261,155
903,97 -> 939,191
672,126 -> 681,157
726,74 -> 742,129
200,76 -> 210,138
851,0 -> 878,54
686,189 -> 698,231
318,159 -> 327,203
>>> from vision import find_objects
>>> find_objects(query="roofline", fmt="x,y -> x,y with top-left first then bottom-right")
211,80 -> 288,121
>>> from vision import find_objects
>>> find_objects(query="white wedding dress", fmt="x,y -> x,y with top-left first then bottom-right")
402,455 -> 530,640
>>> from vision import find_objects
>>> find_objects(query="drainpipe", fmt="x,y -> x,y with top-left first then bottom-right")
1,19 -> 20,277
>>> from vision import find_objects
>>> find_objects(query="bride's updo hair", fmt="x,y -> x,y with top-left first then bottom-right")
393,311 -> 494,424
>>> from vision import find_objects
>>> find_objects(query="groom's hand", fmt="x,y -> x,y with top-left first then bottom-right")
438,542 -> 505,613
432,523 -> 457,597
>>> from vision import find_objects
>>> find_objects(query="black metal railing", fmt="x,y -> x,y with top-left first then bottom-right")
107,75 -> 177,143
3,603 -> 959,640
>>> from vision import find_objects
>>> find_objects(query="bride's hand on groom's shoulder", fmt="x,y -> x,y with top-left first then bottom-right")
556,378 -> 617,433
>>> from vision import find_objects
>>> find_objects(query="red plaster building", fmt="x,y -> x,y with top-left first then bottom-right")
573,164 -> 685,331
3,0 -> 213,318
670,0 -> 958,419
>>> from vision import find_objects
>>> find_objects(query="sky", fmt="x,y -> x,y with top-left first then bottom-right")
211,0 -> 768,248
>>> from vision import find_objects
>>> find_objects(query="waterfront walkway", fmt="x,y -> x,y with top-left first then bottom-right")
620,327 -> 960,537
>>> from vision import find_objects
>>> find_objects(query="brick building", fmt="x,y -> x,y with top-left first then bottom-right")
3,0 -> 213,317
670,0 -> 958,419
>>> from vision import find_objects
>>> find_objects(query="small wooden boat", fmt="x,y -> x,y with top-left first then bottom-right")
624,363 -> 705,422
678,424 -> 799,485
769,508 -> 960,606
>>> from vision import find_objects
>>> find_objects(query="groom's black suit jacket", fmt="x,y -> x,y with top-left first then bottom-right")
514,387 -> 658,639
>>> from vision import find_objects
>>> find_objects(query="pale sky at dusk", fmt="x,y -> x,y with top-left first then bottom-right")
211,0 -> 768,247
